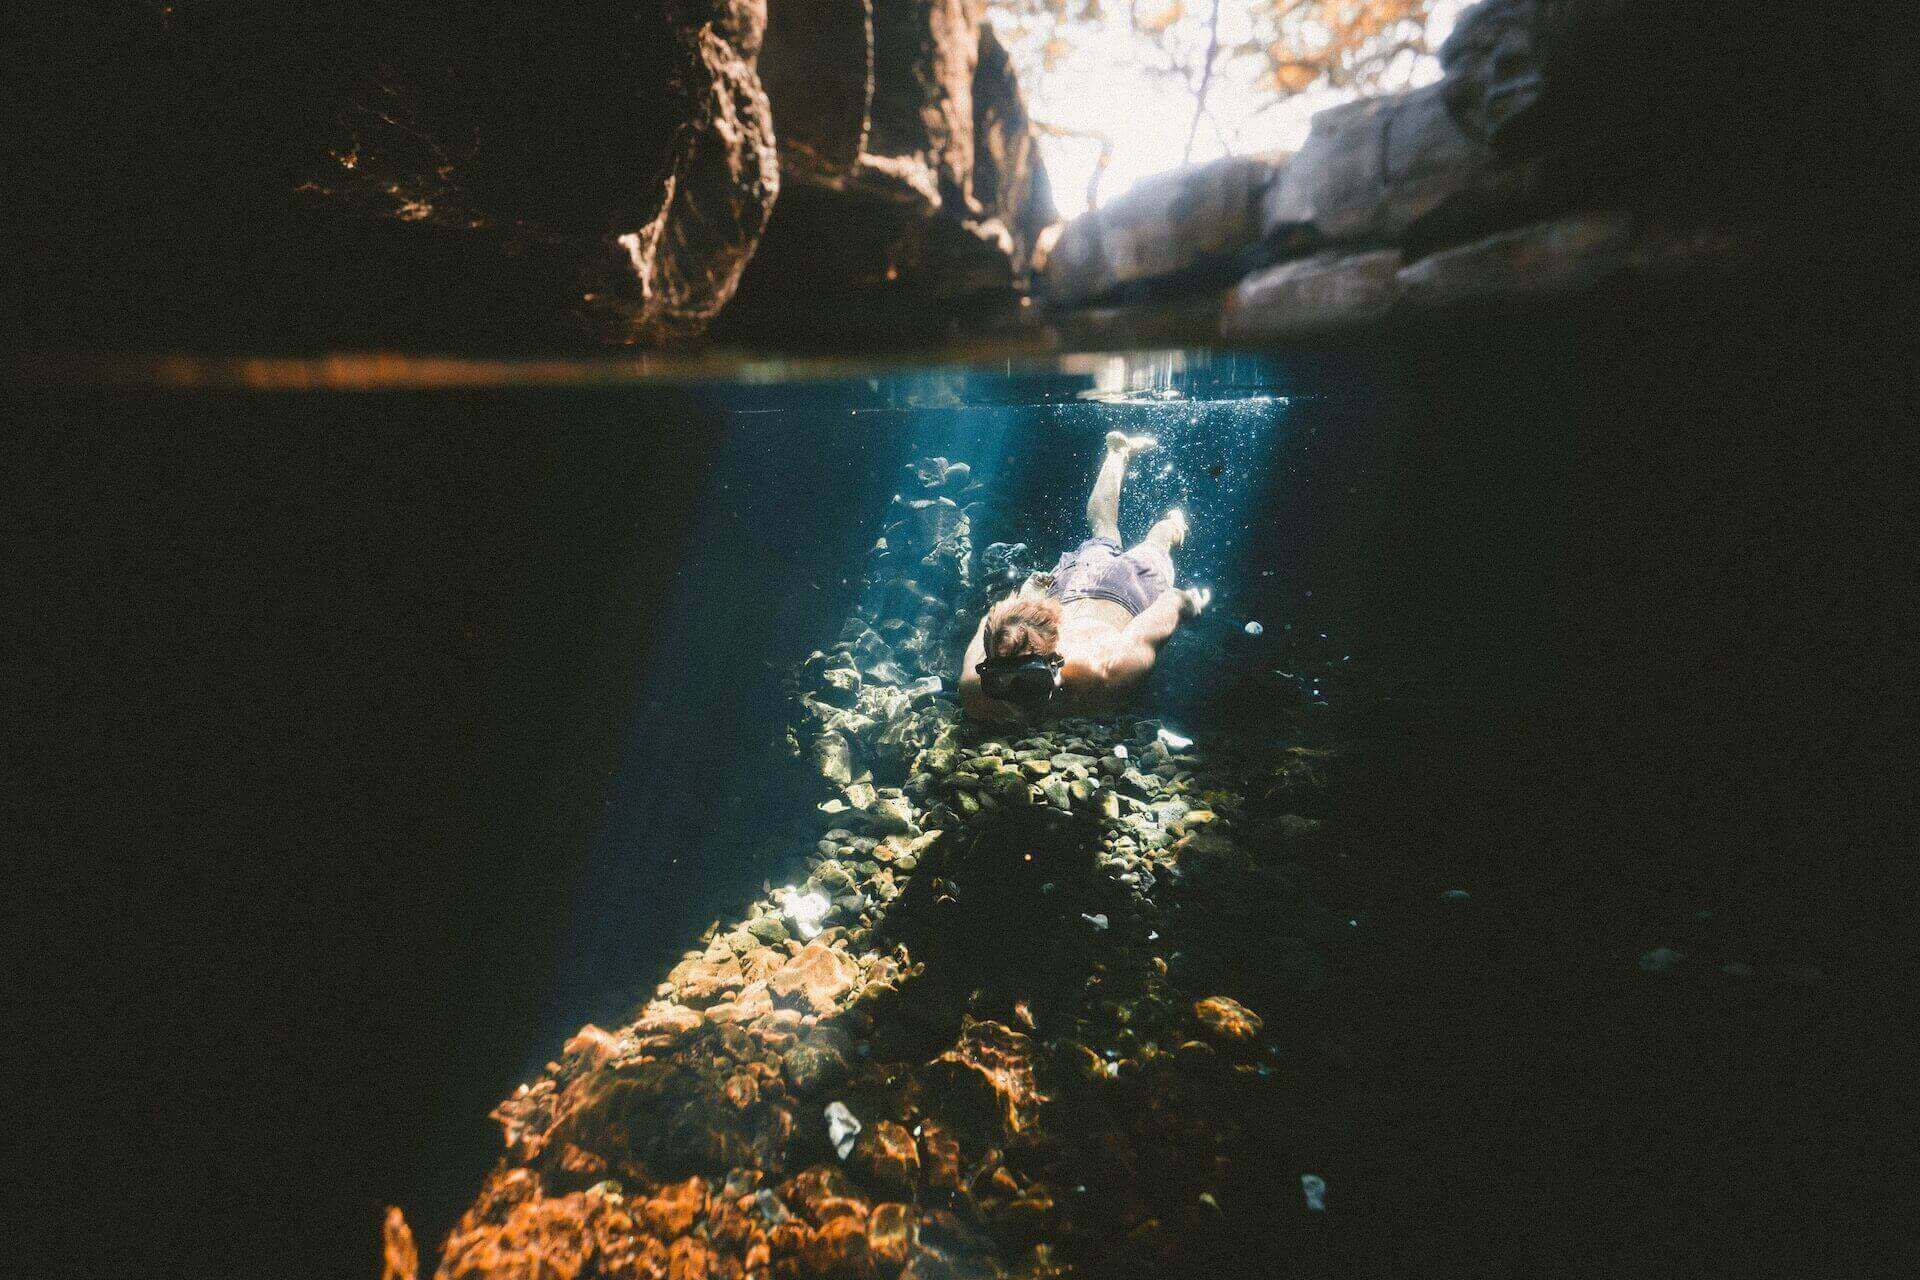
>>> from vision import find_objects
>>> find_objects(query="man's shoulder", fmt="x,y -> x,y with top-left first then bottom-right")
1061,637 -> 1149,689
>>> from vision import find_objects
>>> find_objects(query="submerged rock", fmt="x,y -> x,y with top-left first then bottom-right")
927,1019 -> 1045,1137
784,1026 -> 855,1097
1194,996 -> 1264,1044
770,943 -> 862,1015
851,1120 -> 920,1194
825,1101 -> 862,1160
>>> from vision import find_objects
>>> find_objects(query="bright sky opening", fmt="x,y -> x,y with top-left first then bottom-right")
990,0 -> 1470,220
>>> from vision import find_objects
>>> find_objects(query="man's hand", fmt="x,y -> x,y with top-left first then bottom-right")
1105,430 -> 1158,456
1178,586 -> 1212,619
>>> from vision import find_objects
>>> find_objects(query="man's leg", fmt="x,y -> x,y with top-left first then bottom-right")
1129,508 -> 1187,595
1088,431 -> 1155,542
1139,508 -> 1188,556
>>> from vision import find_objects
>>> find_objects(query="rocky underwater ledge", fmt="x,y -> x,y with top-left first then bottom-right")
403,440 -> 1868,1280
419,454 -> 1354,1280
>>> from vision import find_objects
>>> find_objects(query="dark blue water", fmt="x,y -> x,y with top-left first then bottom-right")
11,317 -> 1907,1280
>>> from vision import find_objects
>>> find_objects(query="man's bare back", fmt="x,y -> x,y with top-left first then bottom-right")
961,432 -> 1210,724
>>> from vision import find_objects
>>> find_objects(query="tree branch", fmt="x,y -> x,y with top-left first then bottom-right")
1034,119 -> 1118,210
1182,0 -> 1225,164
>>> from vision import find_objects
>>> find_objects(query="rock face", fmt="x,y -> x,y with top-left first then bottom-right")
306,0 -> 783,344
1042,153 -> 1286,306
13,0 -> 1053,351
1260,83 -> 1495,253
726,0 -> 1057,335
30,2 -> 782,348
1041,0 -> 1900,346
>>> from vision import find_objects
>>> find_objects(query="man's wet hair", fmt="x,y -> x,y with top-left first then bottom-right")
984,593 -> 1061,658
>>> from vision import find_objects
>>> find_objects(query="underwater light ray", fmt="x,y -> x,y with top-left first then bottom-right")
532,385 -> 925,1070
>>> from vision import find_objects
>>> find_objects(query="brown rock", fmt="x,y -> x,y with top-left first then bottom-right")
668,1234 -> 714,1280
917,1121 -> 962,1191
1395,209 -> 1636,310
707,980 -> 776,1025
1438,0 -> 1550,149
491,1080 -> 563,1161
724,1072 -> 761,1109
760,0 -> 873,187
561,1024 -> 622,1069
632,1000 -> 704,1040
769,1220 -> 812,1272
927,1018 -> 1045,1135
850,1120 -> 920,1194
992,1190 -> 1055,1243
867,1203 -> 916,1273
731,0 -> 1056,334
155,2 -> 780,347
784,1165 -> 870,1226
380,1206 -> 417,1280
768,942 -> 861,1015
554,1143 -> 609,1179
759,1008 -> 807,1036
1059,1040 -> 1105,1084
671,953 -> 747,1004
1193,996 -> 1263,1044
707,1194 -> 756,1250
438,1177 -> 631,1280
742,946 -> 791,984
639,1176 -> 709,1238
801,1214 -> 876,1279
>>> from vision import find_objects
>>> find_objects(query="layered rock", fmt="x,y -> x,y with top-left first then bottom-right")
725,0 -> 1057,335
1039,0 -> 1900,346
305,0 -> 783,344
14,0 -> 1053,351
1042,154 -> 1286,306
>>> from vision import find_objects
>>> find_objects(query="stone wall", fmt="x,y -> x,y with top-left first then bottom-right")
1030,0 -> 1905,348
722,0 -> 1058,339
7,0 -> 1053,352
7,0 -> 1902,353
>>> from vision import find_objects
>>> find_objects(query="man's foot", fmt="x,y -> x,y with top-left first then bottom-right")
1106,430 -> 1158,456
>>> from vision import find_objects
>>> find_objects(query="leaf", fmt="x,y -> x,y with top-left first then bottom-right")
1136,0 -> 1184,35
1268,61 -> 1321,93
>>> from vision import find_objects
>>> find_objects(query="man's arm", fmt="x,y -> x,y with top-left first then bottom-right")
1100,587 -> 1209,685
958,615 -> 1021,723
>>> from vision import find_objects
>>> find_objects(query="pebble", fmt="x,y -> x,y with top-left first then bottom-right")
1637,946 -> 1686,973
824,1101 -> 861,1159
1301,1173 -> 1328,1212
746,916 -> 791,944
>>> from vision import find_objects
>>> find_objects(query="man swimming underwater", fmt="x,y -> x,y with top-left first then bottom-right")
960,431 -> 1211,724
